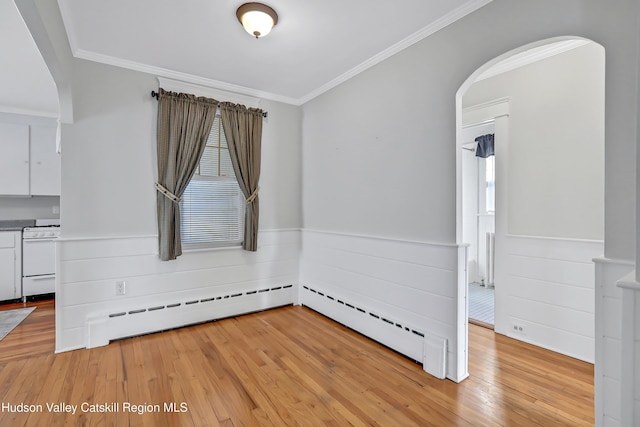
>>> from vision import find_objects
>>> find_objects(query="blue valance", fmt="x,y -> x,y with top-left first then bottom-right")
475,134 -> 494,158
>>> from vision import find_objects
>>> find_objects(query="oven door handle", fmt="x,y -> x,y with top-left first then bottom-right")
23,237 -> 58,242
26,274 -> 56,280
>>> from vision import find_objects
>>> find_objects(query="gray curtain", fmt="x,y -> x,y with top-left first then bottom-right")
156,88 -> 219,261
220,102 -> 264,251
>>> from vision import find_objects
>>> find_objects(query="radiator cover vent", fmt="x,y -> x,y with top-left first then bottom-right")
107,284 -> 293,319
86,284 -> 295,348
299,284 -> 447,379
302,285 -> 425,339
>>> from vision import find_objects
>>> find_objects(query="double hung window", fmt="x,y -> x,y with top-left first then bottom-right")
179,116 -> 244,248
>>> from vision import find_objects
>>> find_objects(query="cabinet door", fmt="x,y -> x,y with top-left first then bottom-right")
0,123 -> 29,195
0,232 -> 20,301
30,125 -> 61,196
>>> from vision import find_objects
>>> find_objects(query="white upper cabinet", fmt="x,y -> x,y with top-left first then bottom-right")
0,120 -> 60,196
30,125 -> 60,196
0,123 -> 30,195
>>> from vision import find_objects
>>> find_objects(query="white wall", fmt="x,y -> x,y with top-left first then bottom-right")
300,0 -> 637,415
60,61 -> 158,238
61,61 -> 302,238
57,230 -> 300,351
23,0 -> 640,423
37,26 -> 303,350
463,42 -> 605,240
0,196 -> 59,221
300,230 -> 465,381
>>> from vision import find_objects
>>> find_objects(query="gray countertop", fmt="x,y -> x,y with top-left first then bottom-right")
0,219 -> 36,231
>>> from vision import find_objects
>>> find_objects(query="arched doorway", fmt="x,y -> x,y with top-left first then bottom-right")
456,37 -> 605,366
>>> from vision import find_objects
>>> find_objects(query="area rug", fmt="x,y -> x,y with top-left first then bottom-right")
0,307 -> 36,341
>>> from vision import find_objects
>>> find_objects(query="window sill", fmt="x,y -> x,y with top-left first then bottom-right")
181,242 -> 243,253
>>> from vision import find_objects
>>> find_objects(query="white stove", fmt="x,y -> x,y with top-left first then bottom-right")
23,226 -> 61,240
22,219 -> 60,300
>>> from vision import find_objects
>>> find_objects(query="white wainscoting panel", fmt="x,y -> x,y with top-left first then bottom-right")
500,235 -> 603,362
55,229 -> 300,352
593,258 -> 633,427
636,340 -> 640,427
299,230 -> 466,382
616,271 -> 640,427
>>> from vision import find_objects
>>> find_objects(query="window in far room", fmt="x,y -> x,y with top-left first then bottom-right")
179,115 -> 244,248
485,155 -> 495,213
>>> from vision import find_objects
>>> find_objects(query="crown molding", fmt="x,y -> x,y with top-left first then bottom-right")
0,105 -> 58,119
156,77 -> 261,107
0,111 -> 58,125
58,0 -> 298,104
59,0 -> 492,107
298,0 -> 493,105
73,48 -> 301,105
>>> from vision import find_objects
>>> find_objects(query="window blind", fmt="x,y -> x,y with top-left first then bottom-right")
180,116 -> 245,248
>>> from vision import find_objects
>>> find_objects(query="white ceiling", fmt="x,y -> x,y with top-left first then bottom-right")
2,0 -> 494,116
58,0 -> 493,104
2,0 -> 595,120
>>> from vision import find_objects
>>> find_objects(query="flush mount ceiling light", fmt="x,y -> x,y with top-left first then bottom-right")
236,2 -> 278,38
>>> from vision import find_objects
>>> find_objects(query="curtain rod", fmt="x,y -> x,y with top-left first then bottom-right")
151,90 -> 268,118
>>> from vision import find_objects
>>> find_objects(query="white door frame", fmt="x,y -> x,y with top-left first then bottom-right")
460,99 -> 510,334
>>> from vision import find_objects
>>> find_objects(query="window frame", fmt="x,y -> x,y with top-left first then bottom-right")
179,114 -> 245,251
156,78 -> 261,252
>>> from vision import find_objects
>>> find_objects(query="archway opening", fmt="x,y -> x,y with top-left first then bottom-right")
456,36 -> 605,371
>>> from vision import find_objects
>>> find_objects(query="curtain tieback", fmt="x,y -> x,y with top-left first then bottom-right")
155,182 -> 181,203
246,187 -> 260,204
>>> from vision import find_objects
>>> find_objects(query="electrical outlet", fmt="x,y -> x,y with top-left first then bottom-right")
512,323 -> 525,334
116,280 -> 126,296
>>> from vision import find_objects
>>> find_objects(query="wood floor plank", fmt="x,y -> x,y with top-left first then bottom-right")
0,299 -> 594,426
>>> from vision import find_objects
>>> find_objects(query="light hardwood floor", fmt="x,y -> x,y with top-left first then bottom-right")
0,299 -> 593,426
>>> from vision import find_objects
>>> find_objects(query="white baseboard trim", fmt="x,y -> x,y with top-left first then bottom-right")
86,284 -> 295,348
299,283 -> 450,381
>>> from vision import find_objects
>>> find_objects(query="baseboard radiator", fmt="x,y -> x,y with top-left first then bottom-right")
299,284 -> 448,380
85,284 -> 295,348
486,231 -> 495,286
